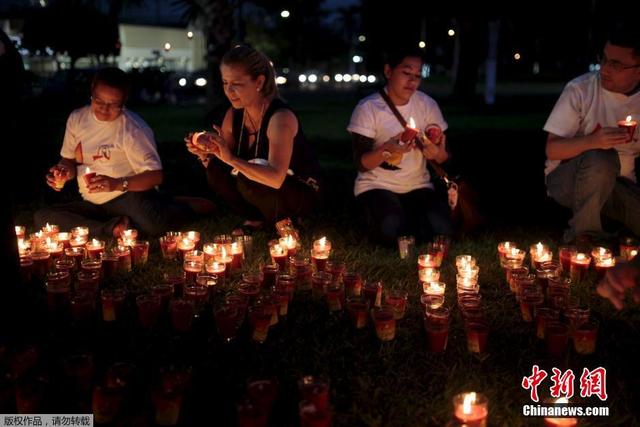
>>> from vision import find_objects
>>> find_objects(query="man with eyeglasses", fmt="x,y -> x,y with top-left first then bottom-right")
34,67 -> 193,237
544,23 -> 640,246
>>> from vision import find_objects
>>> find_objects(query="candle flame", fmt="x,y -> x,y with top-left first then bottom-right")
319,237 -> 326,246
85,167 -> 91,174
631,249 -> 638,259
556,397 -> 569,404
463,392 -> 476,414
576,253 -> 586,261
536,242 -> 543,252
408,116 -> 416,128
15,226 -> 22,235
221,246 -> 227,258
91,238 -> 101,246
286,235 -> 295,247
626,115 -> 632,123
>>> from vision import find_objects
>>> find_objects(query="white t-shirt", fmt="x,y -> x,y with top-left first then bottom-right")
60,106 -> 162,204
544,72 -> 640,181
347,89 -> 448,196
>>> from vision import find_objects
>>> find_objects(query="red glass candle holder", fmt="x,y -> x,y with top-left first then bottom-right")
617,116 -> 637,142
325,282 -> 345,312
343,271 -> 362,297
545,322 -> 569,358
573,320 -> 598,355
92,385 -> 123,424
452,392 -> 488,427
299,401 -> 331,427
519,292 -> 544,322
385,289 -> 408,320
214,303 -> 240,342
170,299 -> 194,333
70,291 -> 95,323
136,294 -> 162,330
101,289 -> 126,322
248,305 -> 272,343
298,376 -> 330,412
247,378 -> 278,416
152,387 -> 183,426
311,271 -> 332,298
424,321 -> 449,353
346,296 -> 370,329
371,306 -> 396,341
131,240 -> 149,267
534,307 -> 560,340
363,281 -> 383,308
465,322 -> 489,354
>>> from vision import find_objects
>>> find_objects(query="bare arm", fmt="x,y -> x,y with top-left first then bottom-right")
210,109 -> 297,189
546,127 -> 628,160
88,169 -> 163,193
353,132 -> 412,171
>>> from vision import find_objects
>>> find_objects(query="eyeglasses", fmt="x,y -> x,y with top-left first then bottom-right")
90,95 -> 124,112
597,54 -> 640,73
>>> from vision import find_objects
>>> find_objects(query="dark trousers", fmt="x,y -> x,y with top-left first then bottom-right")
34,190 -> 193,238
206,157 -> 320,224
357,188 -> 453,247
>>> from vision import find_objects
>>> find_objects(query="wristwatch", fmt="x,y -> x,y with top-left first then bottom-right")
121,178 -> 129,192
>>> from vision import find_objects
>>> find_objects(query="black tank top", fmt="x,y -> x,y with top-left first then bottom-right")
231,98 -> 322,185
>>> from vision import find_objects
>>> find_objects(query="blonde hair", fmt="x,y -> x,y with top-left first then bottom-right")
222,45 -> 279,99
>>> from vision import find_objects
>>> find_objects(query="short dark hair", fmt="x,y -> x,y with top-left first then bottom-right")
384,48 -> 425,69
91,67 -> 131,99
606,21 -> 640,57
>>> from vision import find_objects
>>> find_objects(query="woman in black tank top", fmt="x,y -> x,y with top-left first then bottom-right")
185,45 -> 322,231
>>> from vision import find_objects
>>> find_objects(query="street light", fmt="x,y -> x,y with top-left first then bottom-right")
281,10 -> 290,18
358,35 -> 366,42
164,42 -> 172,52
187,31 -> 194,39
418,41 -> 426,49
514,52 -> 521,60
447,29 -> 455,37
352,55 -> 363,63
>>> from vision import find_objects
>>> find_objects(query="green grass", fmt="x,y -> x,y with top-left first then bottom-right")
11,88 -> 640,426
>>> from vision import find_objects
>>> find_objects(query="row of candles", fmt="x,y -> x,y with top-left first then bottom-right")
17,222 -> 598,425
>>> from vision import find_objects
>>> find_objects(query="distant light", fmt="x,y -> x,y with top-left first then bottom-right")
447,29 -> 455,37
282,67 -> 290,74
45,46 -> 54,55
352,74 -> 359,81
178,78 -> 187,87
298,74 -> 307,83
358,35 -> 366,42
533,62 -> 540,75
418,41 -> 426,49
359,75 -> 367,83
334,74 -> 343,82
195,78 -> 207,87
322,75 -> 330,82
281,10 -> 290,18
589,63 -> 601,72
164,42 -> 172,51
352,55 -> 363,63
187,31 -> 194,39
514,52 -> 521,60
367,75 -> 376,83
343,74 -> 352,82
39,0 -> 46,6
308,74 -> 318,83
276,76 -> 287,85
421,64 -> 431,78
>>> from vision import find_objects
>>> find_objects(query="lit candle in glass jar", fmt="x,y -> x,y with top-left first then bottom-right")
311,237 -> 331,272
453,392 -> 488,427
71,226 -> 89,239
543,398 -> 578,427
42,223 -> 59,237
279,235 -> 298,257
230,241 -> 244,270
120,229 -> 138,247
569,253 -> 591,283
530,242 -> 552,270
269,243 -> 289,271
15,225 -> 25,239
178,238 -> 196,260
418,267 -> 440,283
45,237 -> 64,259
85,239 -> 105,259
423,281 -> 445,297
56,232 -> 71,249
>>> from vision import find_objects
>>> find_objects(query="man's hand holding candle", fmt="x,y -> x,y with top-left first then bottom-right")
46,161 -> 75,191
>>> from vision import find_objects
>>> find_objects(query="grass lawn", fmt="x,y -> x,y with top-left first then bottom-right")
8,86 -> 640,426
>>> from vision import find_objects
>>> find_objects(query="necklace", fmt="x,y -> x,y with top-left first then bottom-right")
238,102 -> 267,158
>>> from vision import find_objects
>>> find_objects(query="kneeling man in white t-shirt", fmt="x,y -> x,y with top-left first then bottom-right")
34,67 -> 193,237
544,23 -> 640,244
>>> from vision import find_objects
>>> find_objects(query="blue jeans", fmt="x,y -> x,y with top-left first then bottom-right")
546,149 -> 640,242
34,191 -> 194,237
357,188 -> 453,247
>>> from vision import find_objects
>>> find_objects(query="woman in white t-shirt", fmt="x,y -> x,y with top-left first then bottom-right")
347,49 -> 453,246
